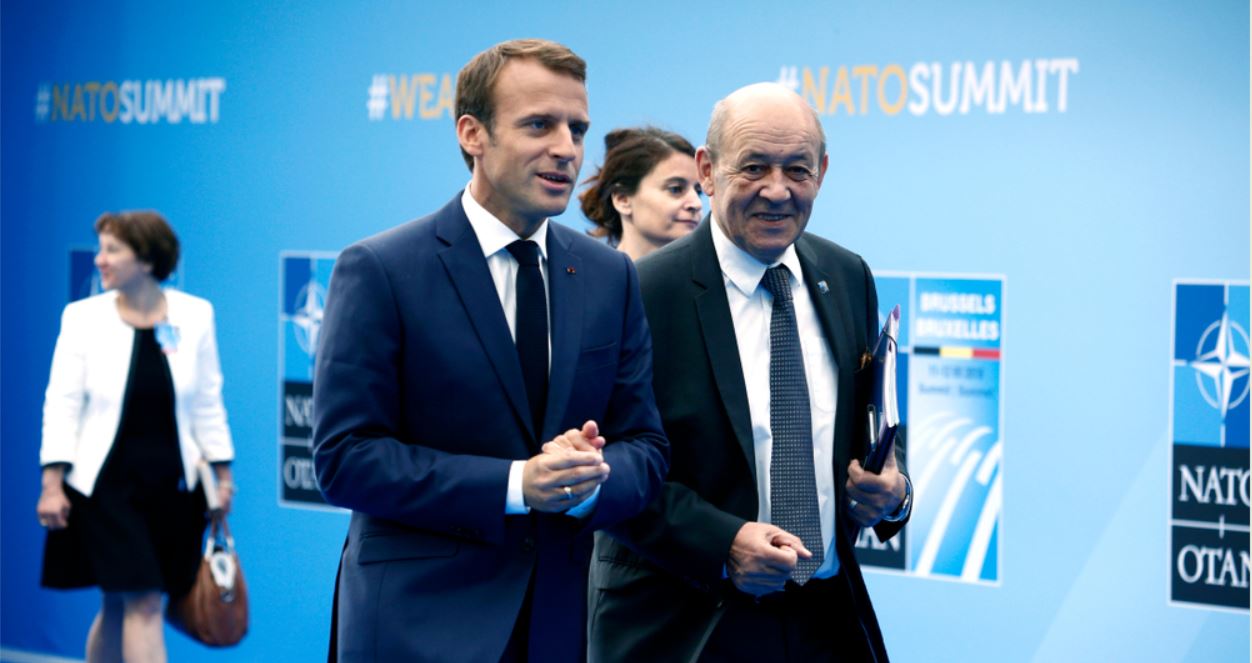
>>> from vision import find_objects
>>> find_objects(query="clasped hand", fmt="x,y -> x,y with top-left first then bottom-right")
522,420 -> 610,512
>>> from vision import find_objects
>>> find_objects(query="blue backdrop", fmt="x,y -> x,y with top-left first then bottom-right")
2,1 -> 1248,661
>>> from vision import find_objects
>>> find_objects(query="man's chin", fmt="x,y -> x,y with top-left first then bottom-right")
745,233 -> 800,262
530,195 -> 572,220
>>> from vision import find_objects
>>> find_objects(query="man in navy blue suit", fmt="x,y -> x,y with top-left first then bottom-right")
312,39 -> 669,662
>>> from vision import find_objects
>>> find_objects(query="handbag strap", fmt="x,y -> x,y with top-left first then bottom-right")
218,514 -> 236,550
204,512 -> 237,556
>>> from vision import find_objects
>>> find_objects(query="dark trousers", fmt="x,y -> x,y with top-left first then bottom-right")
698,575 -> 876,663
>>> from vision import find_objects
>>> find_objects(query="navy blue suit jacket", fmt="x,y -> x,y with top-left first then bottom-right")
312,194 -> 669,662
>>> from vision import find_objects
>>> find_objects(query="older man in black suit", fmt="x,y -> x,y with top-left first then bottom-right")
586,82 -> 912,662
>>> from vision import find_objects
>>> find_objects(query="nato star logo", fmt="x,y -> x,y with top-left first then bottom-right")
292,279 -> 326,356
1189,313 -> 1251,418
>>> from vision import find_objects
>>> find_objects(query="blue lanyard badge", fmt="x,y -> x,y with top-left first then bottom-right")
155,322 -> 180,354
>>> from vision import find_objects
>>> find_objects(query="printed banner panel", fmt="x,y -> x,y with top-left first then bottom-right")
69,248 -> 102,302
279,253 -> 337,509
1170,281 -> 1250,611
855,273 -> 1004,585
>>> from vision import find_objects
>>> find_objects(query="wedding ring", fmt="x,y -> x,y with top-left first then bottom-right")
563,486 -> 573,500
848,498 -> 859,511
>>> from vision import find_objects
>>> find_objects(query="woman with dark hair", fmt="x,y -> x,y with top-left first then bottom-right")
581,126 -> 703,261
37,211 -> 235,662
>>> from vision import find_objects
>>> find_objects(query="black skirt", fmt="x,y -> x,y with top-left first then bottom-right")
41,328 -> 209,596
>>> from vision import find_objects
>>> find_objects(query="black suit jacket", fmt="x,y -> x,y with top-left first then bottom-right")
588,219 -> 906,662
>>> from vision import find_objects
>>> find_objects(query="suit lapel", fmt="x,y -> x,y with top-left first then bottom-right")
795,236 -> 860,478
796,236 -> 856,371
435,199 -> 535,446
542,226 -> 583,442
691,220 -> 758,484
162,291 -> 190,389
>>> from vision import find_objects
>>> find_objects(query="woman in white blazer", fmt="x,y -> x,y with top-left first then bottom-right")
37,211 -> 235,662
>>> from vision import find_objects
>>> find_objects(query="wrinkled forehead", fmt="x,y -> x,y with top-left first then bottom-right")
722,118 -> 823,164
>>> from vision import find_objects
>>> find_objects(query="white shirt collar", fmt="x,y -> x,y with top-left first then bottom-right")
710,214 -> 803,297
461,185 -> 550,261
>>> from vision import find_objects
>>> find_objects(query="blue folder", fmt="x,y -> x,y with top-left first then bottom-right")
863,304 -> 901,474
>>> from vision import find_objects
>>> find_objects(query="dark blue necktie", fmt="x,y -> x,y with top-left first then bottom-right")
761,265 -> 823,583
506,240 -> 548,439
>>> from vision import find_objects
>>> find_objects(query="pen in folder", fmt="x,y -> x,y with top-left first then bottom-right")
866,405 -> 878,454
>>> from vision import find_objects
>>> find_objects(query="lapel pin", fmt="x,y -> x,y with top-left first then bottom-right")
818,280 -> 829,294
566,266 -> 576,275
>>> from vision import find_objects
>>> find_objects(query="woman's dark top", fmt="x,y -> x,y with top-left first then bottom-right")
42,328 -> 207,594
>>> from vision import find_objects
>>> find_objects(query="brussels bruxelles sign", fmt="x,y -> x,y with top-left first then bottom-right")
855,273 -> 1004,586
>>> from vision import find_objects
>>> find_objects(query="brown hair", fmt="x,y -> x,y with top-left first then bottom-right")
455,38 -> 587,171
580,127 -> 695,245
94,210 -> 180,281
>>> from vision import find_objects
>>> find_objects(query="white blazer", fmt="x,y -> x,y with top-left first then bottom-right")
41,289 -> 234,497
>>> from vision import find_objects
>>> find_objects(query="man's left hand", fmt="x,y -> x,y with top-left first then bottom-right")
844,440 -> 905,527
542,420 -> 606,456
534,420 -> 608,512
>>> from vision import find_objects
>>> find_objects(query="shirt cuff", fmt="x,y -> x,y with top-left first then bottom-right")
565,484 -> 601,519
883,474 -> 913,523
505,460 -> 530,514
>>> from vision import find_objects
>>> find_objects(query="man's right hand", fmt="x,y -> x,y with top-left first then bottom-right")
522,444 -> 609,512
727,522 -> 812,597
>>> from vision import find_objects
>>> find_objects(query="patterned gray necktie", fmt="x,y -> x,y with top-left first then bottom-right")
761,265 -> 824,583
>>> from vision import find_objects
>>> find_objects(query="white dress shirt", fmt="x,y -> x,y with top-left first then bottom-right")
711,217 -> 841,578
461,186 -> 598,518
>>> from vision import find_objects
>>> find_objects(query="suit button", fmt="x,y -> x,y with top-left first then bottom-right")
521,536 -> 536,552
